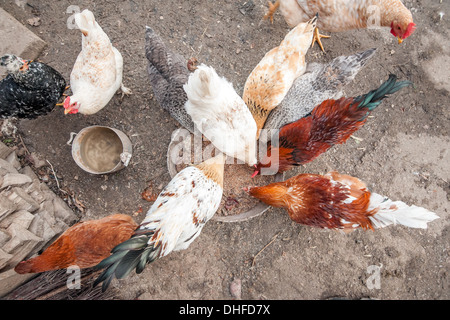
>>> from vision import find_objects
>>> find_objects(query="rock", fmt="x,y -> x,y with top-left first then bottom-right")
2,223 -> 43,266
0,268 -> 35,298
0,142 -> 13,160
28,209 -> 62,241
0,230 -> 11,248
0,210 -> 34,230
19,166 -> 39,181
229,278 -> 242,300
2,187 -> 40,213
0,158 -> 19,174
52,197 -> 78,225
5,151 -> 21,170
23,181 -> 47,204
26,17 -> 41,27
29,152 -> 47,168
0,173 -> 32,190
0,249 -> 13,271
0,119 -> 18,138
0,194 -> 17,222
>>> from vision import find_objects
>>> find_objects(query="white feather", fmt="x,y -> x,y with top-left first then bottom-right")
139,165 -> 223,257
368,193 -> 439,229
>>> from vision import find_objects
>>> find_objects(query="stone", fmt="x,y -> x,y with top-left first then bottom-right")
0,268 -> 35,298
2,223 -> 43,269
19,166 -> 39,181
28,209 -> 61,241
5,151 -> 21,171
0,249 -> 13,271
0,173 -> 32,190
0,142 -> 13,160
3,187 -> 40,213
0,193 -> 17,222
52,197 -> 78,225
29,152 -> 47,169
0,210 -> 34,230
0,229 -> 11,248
0,158 -> 19,174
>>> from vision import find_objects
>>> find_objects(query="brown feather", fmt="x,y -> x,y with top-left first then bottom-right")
14,214 -> 138,274
248,173 -> 376,231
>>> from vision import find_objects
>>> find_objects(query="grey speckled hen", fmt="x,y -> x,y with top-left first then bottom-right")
0,54 -> 66,119
145,26 -> 195,133
264,48 -> 377,130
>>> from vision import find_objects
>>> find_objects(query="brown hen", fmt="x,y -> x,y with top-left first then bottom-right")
14,214 -> 138,274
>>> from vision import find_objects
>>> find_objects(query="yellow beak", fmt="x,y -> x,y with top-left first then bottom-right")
398,37 -> 403,44
64,108 -> 71,115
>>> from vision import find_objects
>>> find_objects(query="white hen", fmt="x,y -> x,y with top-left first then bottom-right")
93,153 -> 225,292
184,64 -> 257,166
64,9 -> 131,115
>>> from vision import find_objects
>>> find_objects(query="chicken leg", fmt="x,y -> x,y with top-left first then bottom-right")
263,0 -> 280,24
311,27 -> 330,52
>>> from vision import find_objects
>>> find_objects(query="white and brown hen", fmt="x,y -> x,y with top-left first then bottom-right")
64,9 -> 131,115
93,153 -> 225,291
263,0 -> 416,51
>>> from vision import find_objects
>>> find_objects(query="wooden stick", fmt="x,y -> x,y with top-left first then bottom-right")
251,233 -> 279,267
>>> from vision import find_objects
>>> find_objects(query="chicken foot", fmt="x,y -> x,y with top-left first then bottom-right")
311,27 -> 330,52
119,83 -> 132,98
263,0 -> 280,24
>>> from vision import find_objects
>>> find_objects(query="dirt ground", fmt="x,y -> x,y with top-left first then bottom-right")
1,0 -> 448,300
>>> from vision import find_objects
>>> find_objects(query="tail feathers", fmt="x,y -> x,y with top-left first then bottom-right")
184,64 -> 220,104
314,48 -> 377,90
368,193 -> 439,229
355,74 -> 412,111
144,26 -> 170,74
93,233 -> 160,292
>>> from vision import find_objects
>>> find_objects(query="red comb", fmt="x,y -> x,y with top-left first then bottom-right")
403,22 -> 416,39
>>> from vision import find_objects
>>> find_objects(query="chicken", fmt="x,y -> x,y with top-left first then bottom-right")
264,48 -> 377,130
243,15 -> 317,138
63,9 -> 131,115
0,54 -> 67,119
145,26 -> 197,133
14,214 -> 137,274
93,153 -> 226,291
184,64 -> 257,165
245,171 -> 439,232
253,74 -> 411,176
263,0 -> 416,51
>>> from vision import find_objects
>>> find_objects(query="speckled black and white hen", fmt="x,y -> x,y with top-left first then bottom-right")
0,54 -> 66,119
145,26 -> 196,133
264,48 -> 377,130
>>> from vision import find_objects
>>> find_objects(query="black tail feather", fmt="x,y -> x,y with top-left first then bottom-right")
354,74 -> 412,111
93,231 -> 157,292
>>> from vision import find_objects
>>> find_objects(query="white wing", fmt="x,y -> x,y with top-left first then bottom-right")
139,166 -> 223,256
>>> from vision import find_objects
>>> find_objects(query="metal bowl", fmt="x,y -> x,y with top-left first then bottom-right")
71,125 -> 132,175
166,128 -> 284,223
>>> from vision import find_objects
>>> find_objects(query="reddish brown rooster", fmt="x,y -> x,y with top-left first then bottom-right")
14,214 -> 138,274
245,171 -> 439,232
253,74 -> 411,176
